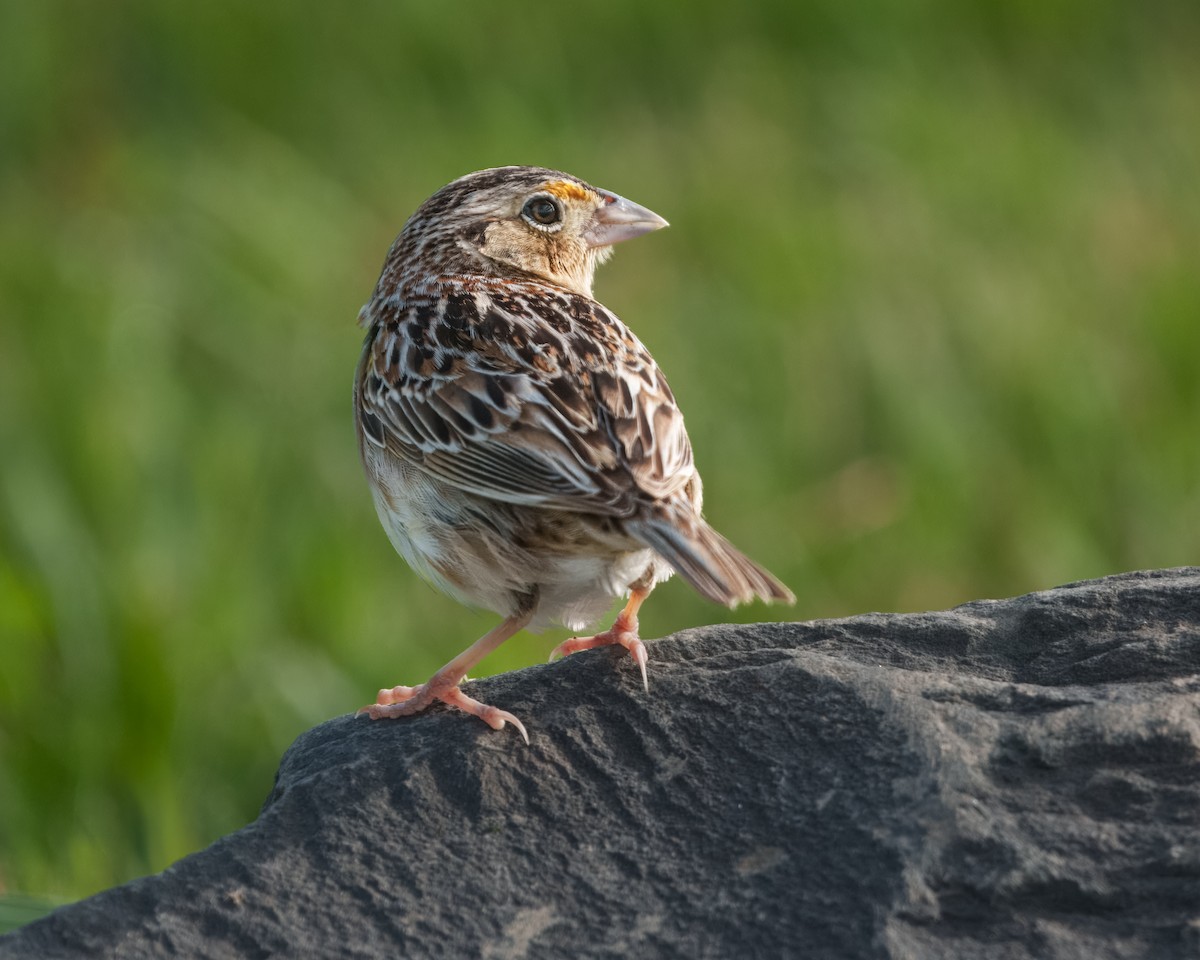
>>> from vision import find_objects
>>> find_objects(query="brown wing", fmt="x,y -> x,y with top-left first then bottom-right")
356,280 -> 695,517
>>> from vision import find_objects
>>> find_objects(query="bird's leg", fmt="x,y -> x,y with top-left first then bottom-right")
359,601 -> 535,743
549,584 -> 653,691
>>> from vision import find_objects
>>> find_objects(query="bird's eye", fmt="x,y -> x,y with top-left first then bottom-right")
522,196 -> 562,226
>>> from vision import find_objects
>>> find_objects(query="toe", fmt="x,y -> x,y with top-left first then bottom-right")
441,687 -> 530,744
376,684 -> 418,705
360,700 -> 417,720
549,631 -> 616,661
359,683 -> 432,719
548,637 -> 582,661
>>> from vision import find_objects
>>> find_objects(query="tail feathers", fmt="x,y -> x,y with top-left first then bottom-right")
630,512 -> 795,609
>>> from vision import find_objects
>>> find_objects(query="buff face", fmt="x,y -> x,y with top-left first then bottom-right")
377,167 -> 667,299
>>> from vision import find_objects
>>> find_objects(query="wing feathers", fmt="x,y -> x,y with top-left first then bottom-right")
358,282 -> 693,515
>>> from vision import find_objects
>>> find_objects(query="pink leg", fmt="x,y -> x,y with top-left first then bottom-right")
549,586 -> 652,691
359,609 -> 532,743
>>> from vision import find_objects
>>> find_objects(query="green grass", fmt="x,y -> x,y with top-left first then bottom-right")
1,0 -> 1198,907
0,895 -> 61,935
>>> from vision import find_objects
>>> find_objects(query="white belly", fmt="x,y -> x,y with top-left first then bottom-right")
365,446 -> 672,632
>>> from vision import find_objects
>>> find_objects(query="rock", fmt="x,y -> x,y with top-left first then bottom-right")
4,568 -> 1200,959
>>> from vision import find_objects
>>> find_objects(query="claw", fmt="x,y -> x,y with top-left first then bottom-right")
629,639 -> 649,692
500,711 -> 530,745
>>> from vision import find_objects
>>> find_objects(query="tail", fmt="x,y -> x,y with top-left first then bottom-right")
629,509 -> 795,608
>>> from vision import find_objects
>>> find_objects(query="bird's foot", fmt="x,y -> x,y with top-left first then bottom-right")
358,680 -> 528,744
549,607 -> 649,692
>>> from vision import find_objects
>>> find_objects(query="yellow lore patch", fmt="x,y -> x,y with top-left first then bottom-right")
541,180 -> 593,203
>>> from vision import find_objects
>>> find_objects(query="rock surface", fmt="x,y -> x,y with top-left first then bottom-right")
4,568 -> 1200,959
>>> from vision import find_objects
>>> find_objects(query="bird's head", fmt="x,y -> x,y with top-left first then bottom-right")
386,166 -> 668,298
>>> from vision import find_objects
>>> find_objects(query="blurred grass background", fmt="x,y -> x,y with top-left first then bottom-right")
1,0 -> 1198,922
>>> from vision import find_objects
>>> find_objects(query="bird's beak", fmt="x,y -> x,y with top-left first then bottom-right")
584,191 -> 669,248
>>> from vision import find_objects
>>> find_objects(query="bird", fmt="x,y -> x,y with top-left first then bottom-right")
354,166 -> 793,742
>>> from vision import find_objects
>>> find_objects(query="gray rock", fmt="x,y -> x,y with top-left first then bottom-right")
4,568 -> 1200,959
